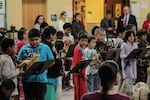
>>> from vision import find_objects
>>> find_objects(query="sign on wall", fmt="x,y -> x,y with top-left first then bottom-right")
0,0 -> 5,27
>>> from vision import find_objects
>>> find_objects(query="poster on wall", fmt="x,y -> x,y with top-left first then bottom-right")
0,14 -> 5,27
0,0 -> 5,13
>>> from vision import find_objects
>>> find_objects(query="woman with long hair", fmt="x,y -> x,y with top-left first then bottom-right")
81,60 -> 131,100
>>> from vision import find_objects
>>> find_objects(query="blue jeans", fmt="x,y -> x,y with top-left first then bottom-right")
86,74 -> 100,92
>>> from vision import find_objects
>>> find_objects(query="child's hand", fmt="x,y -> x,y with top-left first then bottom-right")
18,68 -> 25,74
23,59 -> 31,65
84,75 -> 88,80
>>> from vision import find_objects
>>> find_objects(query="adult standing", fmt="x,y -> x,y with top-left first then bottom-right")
57,11 -> 69,32
117,6 -> 137,32
34,15 -> 45,31
142,12 -> 150,43
101,10 -> 115,36
72,13 -> 85,40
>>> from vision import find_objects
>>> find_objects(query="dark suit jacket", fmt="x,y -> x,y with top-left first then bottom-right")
117,14 -> 137,31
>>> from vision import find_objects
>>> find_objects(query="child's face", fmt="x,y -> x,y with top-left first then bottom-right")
79,38 -> 88,48
120,31 -> 126,39
89,39 -> 96,49
23,31 -> 28,40
50,34 -> 56,41
2,87 -> 14,98
95,32 -> 106,42
141,34 -> 147,42
8,45 -> 16,56
29,37 -> 41,48
128,33 -> 135,43
64,28 -> 71,35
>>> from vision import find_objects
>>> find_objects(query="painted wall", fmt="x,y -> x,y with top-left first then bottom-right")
6,0 -> 72,30
46,0 -> 72,28
130,0 -> 150,29
7,0 -> 22,29
85,0 -> 104,34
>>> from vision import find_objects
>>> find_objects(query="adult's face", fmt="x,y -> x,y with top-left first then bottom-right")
123,6 -> 130,15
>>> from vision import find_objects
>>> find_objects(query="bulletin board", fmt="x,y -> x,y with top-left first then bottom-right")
0,0 -> 6,28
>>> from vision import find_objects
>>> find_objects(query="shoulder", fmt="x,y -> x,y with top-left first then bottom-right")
117,93 -> 131,100
81,92 -> 100,100
0,54 -> 11,60
39,43 -> 50,49
130,14 -> 136,18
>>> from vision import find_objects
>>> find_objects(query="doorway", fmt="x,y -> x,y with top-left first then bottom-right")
22,0 -> 46,30
105,0 -> 129,19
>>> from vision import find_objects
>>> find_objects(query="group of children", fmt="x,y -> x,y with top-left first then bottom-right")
0,18 -> 150,100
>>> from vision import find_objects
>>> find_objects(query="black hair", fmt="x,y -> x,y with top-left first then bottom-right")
91,26 -> 99,35
137,29 -> 147,39
88,36 -> 95,43
116,27 -> 126,36
0,38 -> 15,51
56,31 -> 64,39
34,15 -> 44,25
63,23 -> 72,30
17,27 -> 27,40
60,11 -> 66,17
78,31 -> 88,41
98,60 -> 119,100
28,28 -> 40,39
41,26 -> 56,41
106,10 -> 112,15
73,13 -> 81,21
1,79 -> 15,90
124,30 -> 135,42
40,22 -> 48,30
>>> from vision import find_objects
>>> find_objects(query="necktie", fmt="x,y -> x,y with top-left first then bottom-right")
123,15 -> 127,27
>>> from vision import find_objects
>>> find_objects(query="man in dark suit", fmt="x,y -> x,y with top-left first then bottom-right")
117,6 -> 137,31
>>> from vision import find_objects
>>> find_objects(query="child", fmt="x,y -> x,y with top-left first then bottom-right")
62,23 -> 74,47
17,28 -> 54,100
114,27 -> 126,48
82,36 -> 99,92
120,30 -> 138,97
0,79 -> 15,100
94,28 -> 107,61
0,38 -> 24,100
42,26 -> 62,100
40,22 -> 48,33
72,32 -> 88,100
136,29 -> 149,83
16,27 -> 28,55
16,27 -> 28,99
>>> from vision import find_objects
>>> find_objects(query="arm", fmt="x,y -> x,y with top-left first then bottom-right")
133,15 -> 138,30
142,21 -> 147,30
2,60 -> 20,80
120,43 -> 128,59
72,21 -> 77,38
46,46 -> 54,60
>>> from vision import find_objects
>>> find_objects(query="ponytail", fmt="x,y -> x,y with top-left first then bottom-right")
98,60 -> 119,100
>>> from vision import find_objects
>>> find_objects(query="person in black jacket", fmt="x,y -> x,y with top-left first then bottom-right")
101,10 -> 115,37
117,6 -> 137,32
136,29 -> 149,83
41,26 -> 63,100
